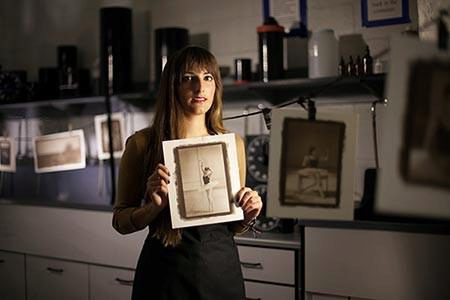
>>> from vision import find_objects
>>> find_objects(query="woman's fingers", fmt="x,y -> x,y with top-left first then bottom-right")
236,187 -> 263,222
146,164 -> 171,207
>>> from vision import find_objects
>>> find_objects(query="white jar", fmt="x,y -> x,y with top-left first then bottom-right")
308,29 -> 339,78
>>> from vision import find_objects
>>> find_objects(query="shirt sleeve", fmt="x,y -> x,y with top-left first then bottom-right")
112,131 -> 147,234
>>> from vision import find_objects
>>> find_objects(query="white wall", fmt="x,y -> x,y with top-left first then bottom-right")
0,0 -> 427,83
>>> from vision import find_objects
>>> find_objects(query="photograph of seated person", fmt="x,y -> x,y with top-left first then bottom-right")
298,146 -> 329,199
112,46 -> 262,300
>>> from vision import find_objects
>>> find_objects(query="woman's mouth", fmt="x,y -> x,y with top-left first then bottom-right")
192,96 -> 207,103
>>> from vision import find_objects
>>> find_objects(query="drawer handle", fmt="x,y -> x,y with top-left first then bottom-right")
240,261 -> 263,269
46,267 -> 64,274
115,277 -> 134,286
246,298 -> 262,300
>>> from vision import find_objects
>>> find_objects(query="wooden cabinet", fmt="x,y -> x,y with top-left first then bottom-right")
0,250 -> 26,300
89,265 -> 134,300
237,244 -> 299,300
26,255 -> 89,300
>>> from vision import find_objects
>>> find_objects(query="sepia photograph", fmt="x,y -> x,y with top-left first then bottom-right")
375,36 -> 450,220
267,108 -> 356,221
33,129 -> 86,173
163,133 -> 243,228
401,60 -> 450,189
175,142 -> 232,218
94,113 -> 125,160
0,137 -> 16,172
280,118 -> 345,207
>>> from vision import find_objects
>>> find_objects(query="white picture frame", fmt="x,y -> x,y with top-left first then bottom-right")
0,136 -> 16,172
33,130 -> 86,173
375,35 -> 450,220
94,113 -> 126,160
163,133 -> 244,229
267,108 -> 357,221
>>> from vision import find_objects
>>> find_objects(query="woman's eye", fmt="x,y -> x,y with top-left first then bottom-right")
182,75 -> 194,81
204,75 -> 214,81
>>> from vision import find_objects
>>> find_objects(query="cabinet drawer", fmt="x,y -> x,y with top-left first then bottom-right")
89,265 -> 135,300
238,245 -> 296,285
26,255 -> 89,300
245,281 -> 296,300
0,251 -> 26,300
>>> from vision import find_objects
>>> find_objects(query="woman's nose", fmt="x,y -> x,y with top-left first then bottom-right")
192,78 -> 203,93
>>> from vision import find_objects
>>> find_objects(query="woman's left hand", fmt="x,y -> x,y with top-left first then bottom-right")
236,187 -> 263,224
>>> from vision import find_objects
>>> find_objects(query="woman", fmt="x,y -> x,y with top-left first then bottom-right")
112,46 -> 262,300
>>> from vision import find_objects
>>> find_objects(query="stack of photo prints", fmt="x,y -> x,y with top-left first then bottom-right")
0,113 -> 125,174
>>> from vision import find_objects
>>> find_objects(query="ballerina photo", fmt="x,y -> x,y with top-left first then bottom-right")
162,133 -> 244,228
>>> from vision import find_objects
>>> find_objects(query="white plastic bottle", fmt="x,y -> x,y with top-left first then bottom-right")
308,29 -> 339,79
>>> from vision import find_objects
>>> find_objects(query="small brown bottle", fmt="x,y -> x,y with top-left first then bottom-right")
362,46 -> 373,75
355,55 -> 362,76
338,56 -> 347,76
347,55 -> 355,76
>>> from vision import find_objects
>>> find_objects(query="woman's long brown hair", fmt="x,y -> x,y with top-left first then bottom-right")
148,46 -> 227,246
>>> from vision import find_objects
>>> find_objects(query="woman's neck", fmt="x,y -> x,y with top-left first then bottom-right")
182,114 -> 209,138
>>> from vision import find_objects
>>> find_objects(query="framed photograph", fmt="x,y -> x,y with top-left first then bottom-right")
401,60 -> 450,189
33,129 -> 86,173
0,137 -> 16,172
262,0 -> 307,36
94,113 -> 126,160
361,0 -> 410,27
267,108 -> 357,221
163,133 -> 243,229
376,35 -> 450,220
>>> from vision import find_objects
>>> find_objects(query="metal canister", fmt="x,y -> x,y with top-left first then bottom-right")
257,17 -> 285,82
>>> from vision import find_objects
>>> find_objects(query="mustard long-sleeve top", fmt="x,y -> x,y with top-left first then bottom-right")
112,127 -> 247,235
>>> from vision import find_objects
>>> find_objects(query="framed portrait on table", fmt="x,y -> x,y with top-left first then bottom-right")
267,108 -> 357,221
0,137 -> 16,172
163,133 -> 243,229
361,0 -> 411,27
376,35 -> 450,220
33,130 -> 86,173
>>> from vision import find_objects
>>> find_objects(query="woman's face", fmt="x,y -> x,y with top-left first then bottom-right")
178,67 -> 215,116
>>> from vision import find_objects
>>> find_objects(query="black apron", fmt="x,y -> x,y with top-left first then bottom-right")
132,223 -> 245,300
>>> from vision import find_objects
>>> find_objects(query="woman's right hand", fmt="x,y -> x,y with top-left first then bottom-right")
146,163 -> 171,208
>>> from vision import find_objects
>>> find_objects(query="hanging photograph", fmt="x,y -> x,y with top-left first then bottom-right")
376,36 -> 450,220
267,108 -> 357,221
33,129 -> 86,173
0,137 -> 16,172
94,113 -> 125,160
280,118 -> 345,207
401,60 -> 450,190
163,133 -> 243,228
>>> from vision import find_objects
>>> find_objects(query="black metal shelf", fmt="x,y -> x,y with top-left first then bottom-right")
0,74 -> 386,118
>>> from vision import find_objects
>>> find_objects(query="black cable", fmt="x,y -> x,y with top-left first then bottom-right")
223,76 -> 344,122
371,101 -> 380,169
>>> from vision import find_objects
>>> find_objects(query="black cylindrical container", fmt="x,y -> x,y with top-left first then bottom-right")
234,58 -> 252,83
100,4 -> 132,95
38,67 -> 59,99
257,17 -> 284,82
154,27 -> 189,88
